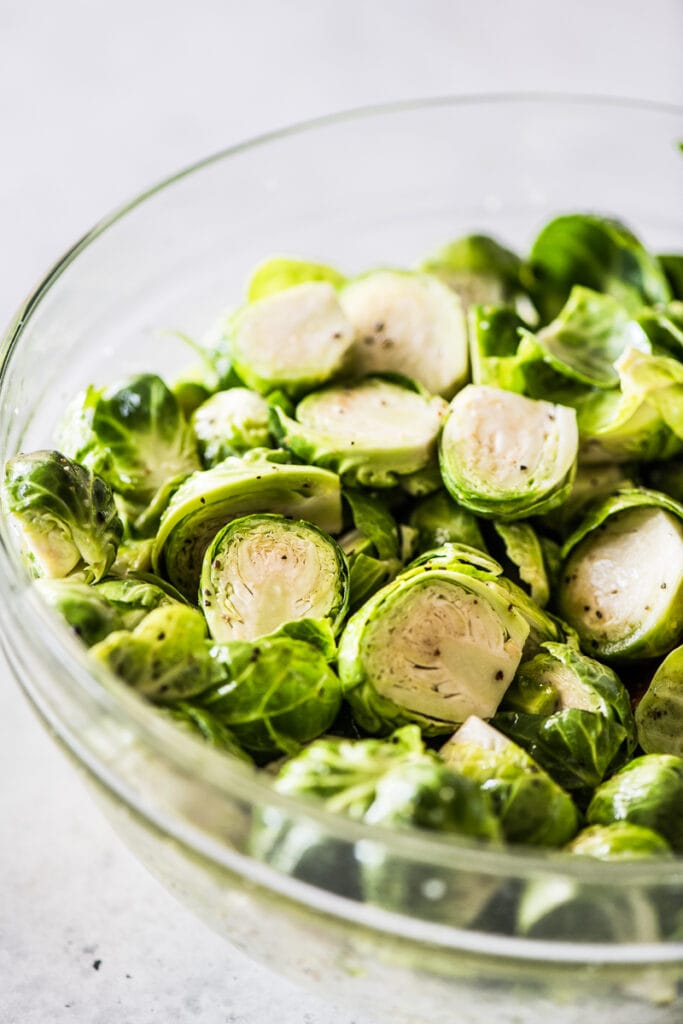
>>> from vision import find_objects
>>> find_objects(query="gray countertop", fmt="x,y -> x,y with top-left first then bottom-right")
1,2 -> 681,1021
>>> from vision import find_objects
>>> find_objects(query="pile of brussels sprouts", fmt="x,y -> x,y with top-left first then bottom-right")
4,213 -> 683,871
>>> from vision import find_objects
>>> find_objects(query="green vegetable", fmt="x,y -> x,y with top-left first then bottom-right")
58,374 -> 200,509
439,384 -> 578,520
2,450 -> 122,582
90,604 -> 219,702
489,520 -> 550,607
567,822 -> 672,861
338,561 -> 529,735
340,488 -> 403,612
199,513 -> 348,643
494,642 -> 636,798
529,213 -> 671,322
420,234 -> 527,311
246,256 -> 346,301
197,637 -> 342,758
558,488 -> 683,660
441,716 -> 579,846
339,270 -> 469,397
408,490 -> 487,554
35,578 -> 123,647
635,645 -> 683,756
191,387 -> 273,466
152,449 -> 342,599
272,376 -> 448,488
229,281 -> 356,397
587,754 -> 683,851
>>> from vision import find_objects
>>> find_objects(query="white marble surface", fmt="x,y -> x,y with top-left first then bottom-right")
1,2 -> 681,1022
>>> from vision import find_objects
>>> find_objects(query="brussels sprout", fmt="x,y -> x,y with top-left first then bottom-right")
110,537 -> 155,575
558,489 -> 683,660
636,304 -> 683,359
439,385 -> 578,520
90,605 -> 219,701
658,254 -> 683,300
568,823 -> 672,861
339,270 -> 468,398
576,349 -> 683,464
440,716 -> 579,846
272,377 -> 448,489
246,256 -> 346,301
340,489 -> 403,612
408,490 -> 487,555
197,637 -> 342,758
94,574 -> 186,628
635,645 -> 683,757
587,754 -> 683,851
495,642 -> 636,796
489,521 -> 550,607
420,234 -> 526,311
468,306 -> 531,392
199,513 -> 349,643
58,374 -> 200,507
168,703 -> 253,763
2,450 -> 123,583
338,565 -> 529,736
152,449 -> 342,599
228,281 -> 356,397
528,213 -> 671,322
35,578 -> 123,647
191,388 -> 273,466
529,286 -> 651,388
404,541 -> 503,578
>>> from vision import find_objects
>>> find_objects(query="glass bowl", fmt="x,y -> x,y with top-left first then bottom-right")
1,95 -> 683,1024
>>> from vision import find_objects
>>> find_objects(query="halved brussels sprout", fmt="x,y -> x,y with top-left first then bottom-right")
439,384 -> 578,520
440,716 -> 579,846
558,489 -> 683,660
568,822 -> 672,861
2,450 -> 123,583
339,270 -> 468,397
90,605 -> 219,702
200,513 -> 349,643
635,645 -> 683,757
338,565 -> 529,736
420,234 -> 525,311
246,256 -> 346,302
197,637 -> 342,758
272,377 -> 448,488
35,578 -> 123,647
529,213 -> 671,322
191,387 -> 272,466
152,450 -> 342,599
94,574 -> 186,624
229,281 -> 356,397
58,374 -> 200,507
529,286 -> 651,388
495,642 -> 636,796
408,490 -> 487,555
587,754 -> 683,851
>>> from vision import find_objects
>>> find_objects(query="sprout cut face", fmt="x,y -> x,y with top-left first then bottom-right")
559,506 -> 683,661
273,377 -> 448,488
339,570 -> 529,735
439,385 -> 578,520
229,281 -> 356,397
200,514 -> 349,642
339,270 -> 469,397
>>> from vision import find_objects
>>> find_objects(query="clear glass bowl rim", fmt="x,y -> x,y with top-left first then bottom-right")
2,93 -> 683,933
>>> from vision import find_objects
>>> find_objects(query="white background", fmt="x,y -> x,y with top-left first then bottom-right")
1,2 -> 681,1022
